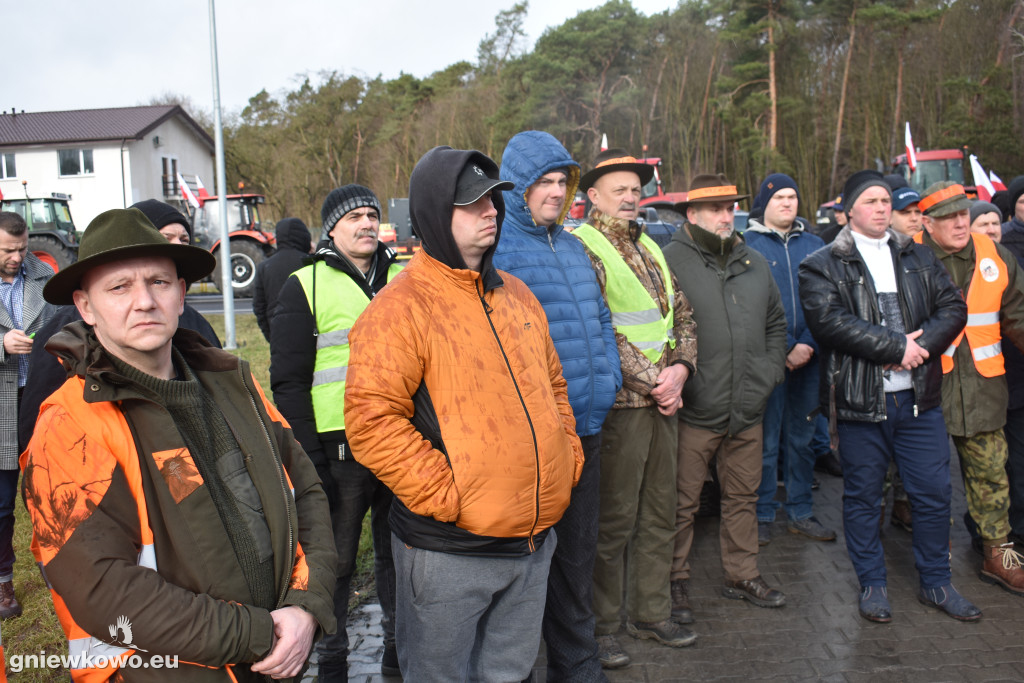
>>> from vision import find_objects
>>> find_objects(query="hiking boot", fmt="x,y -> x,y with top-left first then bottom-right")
788,516 -> 837,542
596,634 -> 630,669
980,542 -> 1024,596
722,576 -> 786,608
758,521 -> 772,546
919,584 -> 982,622
671,579 -> 694,624
381,641 -> 400,676
890,499 -> 912,532
626,619 -> 698,647
858,585 -> 892,623
0,581 -> 21,620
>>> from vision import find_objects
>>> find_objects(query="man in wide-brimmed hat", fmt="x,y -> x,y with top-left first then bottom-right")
916,181 -> 1024,599
573,148 -> 699,665
21,208 -> 336,681
662,173 -> 789,625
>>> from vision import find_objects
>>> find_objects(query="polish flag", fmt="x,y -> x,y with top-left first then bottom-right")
194,175 -> 211,200
970,155 -> 996,201
904,122 -> 917,172
600,133 -> 609,151
990,171 -> 1007,192
177,173 -> 201,210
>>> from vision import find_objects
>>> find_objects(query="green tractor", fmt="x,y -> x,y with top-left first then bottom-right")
0,183 -> 78,272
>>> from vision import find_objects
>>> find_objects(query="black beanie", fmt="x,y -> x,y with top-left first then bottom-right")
130,199 -> 192,239
842,170 -> 891,216
320,184 -> 382,239
1007,175 -> 1024,212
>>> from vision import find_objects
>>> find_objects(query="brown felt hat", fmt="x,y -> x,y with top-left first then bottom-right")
579,148 -> 655,191
44,208 -> 216,305
675,173 -> 749,212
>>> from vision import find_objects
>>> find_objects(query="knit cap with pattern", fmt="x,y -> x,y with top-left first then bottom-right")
110,351 -> 277,610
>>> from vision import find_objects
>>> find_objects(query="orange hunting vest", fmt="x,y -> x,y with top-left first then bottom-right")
915,232 -> 1007,376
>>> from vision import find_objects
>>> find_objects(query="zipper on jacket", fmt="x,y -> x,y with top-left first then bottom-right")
477,279 -> 542,552
239,364 -> 296,607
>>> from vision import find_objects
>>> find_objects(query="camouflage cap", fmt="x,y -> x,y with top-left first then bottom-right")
920,181 -> 971,217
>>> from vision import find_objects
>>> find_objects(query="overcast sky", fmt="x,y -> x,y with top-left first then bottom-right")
11,0 -> 677,117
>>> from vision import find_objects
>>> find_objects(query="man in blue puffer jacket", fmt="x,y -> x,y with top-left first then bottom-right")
494,130 -> 621,681
745,173 -> 836,546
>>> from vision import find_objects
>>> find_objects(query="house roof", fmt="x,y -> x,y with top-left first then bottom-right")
0,105 -> 215,151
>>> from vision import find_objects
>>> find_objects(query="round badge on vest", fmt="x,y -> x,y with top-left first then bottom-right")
980,258 -> 1000,282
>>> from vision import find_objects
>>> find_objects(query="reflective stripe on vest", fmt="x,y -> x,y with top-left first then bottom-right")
573,224 -> 675,362
294,261 -> 403,432
916,232 -> 1007,376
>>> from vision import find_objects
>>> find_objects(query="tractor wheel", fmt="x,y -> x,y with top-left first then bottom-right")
212,239 -> 265,298
28,235 -> 77,273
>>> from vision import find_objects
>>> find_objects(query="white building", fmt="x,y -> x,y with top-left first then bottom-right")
0,105 -> 214,228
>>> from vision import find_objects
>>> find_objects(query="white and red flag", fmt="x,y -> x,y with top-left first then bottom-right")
969,155 -> 996,201
194,174 -> 211,200
600,133 -> 609,151
990,171 -> 1007,192
177,173 -> 201,210
904,122 -> 917,172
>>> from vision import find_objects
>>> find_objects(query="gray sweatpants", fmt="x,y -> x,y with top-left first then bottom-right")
391,530 -> 556,682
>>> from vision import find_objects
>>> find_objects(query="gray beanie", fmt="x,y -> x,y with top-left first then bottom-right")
320,184 -> 382,240
969,200 -> 1002,226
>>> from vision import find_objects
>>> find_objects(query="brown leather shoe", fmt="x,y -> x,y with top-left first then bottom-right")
722,576 -> 786,608
981,543 -> 1024,596
0,580 -> 22,620
890,499 -> 912,532
670,579 -> 694,624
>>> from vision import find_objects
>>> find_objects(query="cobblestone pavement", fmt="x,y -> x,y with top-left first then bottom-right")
342,448 -> 1024,682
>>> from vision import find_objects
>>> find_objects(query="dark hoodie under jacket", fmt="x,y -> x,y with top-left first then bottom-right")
411,146 -> 506,293
269,239 -> 397,470
253,218 -> 313,342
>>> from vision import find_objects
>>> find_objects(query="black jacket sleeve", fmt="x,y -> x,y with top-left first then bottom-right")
253,262 -> 272,343
180,304 -> 222,349
269,275 -> 324,466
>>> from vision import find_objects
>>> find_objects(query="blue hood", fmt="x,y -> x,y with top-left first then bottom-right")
500,131 -> 580,230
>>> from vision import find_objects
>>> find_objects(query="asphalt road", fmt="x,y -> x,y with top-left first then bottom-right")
185,294 -> 253,315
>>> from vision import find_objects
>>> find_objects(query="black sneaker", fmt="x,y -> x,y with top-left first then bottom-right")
381,641 -> 400,676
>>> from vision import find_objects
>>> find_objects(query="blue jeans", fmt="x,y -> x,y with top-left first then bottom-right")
757,361 -> 819,523
837,392 -> 952,589
0,468 -> 17,582
392,530 -> 555,682
542,433 -> 605,683
316,459 -> 396,668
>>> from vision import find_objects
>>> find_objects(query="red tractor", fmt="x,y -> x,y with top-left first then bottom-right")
181,178 -> 276,298
891,147 -> 976,197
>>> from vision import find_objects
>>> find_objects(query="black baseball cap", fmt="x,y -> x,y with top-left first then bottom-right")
453,162 -> 514,206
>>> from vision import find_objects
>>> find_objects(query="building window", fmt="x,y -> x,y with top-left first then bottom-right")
162,157 -> 179,197
58,148 -> 94,176
0,153 -> 14,179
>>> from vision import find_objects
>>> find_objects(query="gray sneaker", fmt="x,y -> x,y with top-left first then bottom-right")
788,516 -> 837,541
758,522 -> 772,546
596,634 -> 630,669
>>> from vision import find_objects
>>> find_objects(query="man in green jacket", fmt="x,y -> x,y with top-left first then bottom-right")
22,208 -> 336,682
662,174 -> 788,626
916,181 -> 1024,596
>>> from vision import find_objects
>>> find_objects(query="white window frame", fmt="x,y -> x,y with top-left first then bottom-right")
0,153 -> 14,179
57,148 -> 95,177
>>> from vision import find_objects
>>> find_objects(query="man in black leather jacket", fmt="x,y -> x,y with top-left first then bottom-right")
798,170 -> 978,623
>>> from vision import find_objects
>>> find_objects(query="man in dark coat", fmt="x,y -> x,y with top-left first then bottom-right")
662,174 -> 789,626
799,170 -> 977,623
253,218 -> 312,342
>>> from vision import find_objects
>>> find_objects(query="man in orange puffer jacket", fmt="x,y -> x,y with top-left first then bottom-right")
345,146 -> 584,681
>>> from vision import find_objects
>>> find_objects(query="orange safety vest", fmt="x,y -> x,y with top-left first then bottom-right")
915,231 -> 1007,376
